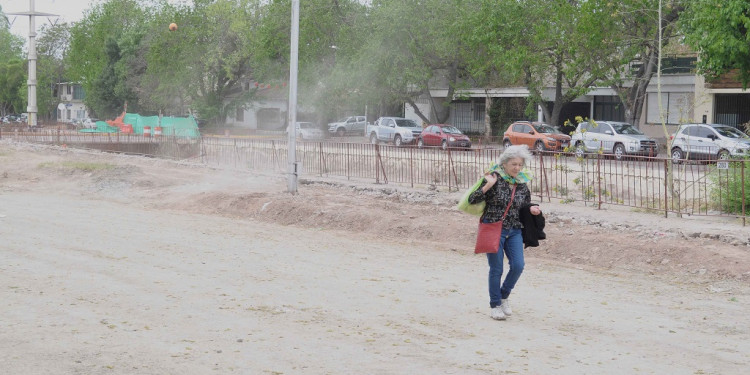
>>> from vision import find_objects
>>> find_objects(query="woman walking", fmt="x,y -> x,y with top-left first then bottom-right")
468,145 -> 542,320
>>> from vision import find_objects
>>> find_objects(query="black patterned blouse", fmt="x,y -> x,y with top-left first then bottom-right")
468,175 -> 531,228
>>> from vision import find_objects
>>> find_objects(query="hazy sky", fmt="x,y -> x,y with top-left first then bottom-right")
1,0 -> 93,39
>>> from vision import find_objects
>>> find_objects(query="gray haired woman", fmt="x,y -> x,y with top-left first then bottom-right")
468,145 -> 541,320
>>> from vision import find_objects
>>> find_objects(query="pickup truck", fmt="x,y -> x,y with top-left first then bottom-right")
366,117 -> 423,147
327,115 -> 367,137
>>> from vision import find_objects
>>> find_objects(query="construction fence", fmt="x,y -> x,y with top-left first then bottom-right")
3,130 -> 747,224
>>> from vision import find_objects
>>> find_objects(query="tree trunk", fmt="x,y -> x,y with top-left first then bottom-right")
485,95 -> 492,139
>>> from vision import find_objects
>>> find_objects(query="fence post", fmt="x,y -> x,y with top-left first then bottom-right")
375,144 -> 380,184
664,159 -> 674,218
346,143 -> 350,180
597,152 -> 602,210
742,161 -> 746,226
410,146 -> 414,188
374,143 -> 387,184
319,142 -> 324,177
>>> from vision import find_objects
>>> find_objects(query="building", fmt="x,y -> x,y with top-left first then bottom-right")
56,82 -> 90,123
405,57 -> 749,141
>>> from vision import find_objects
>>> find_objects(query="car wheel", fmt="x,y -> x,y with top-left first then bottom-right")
336,128 -> 345,137
613,143 -> 625,160
369,133 -> 378,145
534,141 -> 545,152
441,140 -> 448,150
394,135 -> 402,147
417,138 -> 424,148
718,149 -> 730,160
503,139 -> 511,149
575,142 -> 586,158
671,147 -> 684,164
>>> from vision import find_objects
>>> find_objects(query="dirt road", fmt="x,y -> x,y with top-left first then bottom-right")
1,142 -> 749,374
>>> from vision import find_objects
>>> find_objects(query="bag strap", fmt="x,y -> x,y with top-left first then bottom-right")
499,185 -> 517,222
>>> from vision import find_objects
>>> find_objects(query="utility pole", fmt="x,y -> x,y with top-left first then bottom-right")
7,0 -> 57,128
286,0 -> 300,193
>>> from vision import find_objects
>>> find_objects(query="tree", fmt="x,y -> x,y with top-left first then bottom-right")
681,0 -> 750,88
250,0 -> 371,124
344,0 -> 468,124
463,0 -> 623,128
0,4 -> 26,116
36,22 -> 72,121
67,0 -> 153,118
140,0 -> 273,123
605,0 -> 685,128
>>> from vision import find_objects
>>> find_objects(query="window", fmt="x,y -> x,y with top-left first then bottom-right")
646,92 -> 694,124
593,96 -> 625,122
694,126 -> 715,138
473,101 -> 485,122
73,85 -> 85,100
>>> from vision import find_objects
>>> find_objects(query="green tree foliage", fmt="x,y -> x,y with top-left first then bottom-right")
251,0 -> 370,123
67,0 -> 152,118
0,59 -> 26,116
0,5 -> 26,116
36,23 -> 72,121
462,0 -> 623,127
142,0 -> 264,123
681,0 -> 750,88
605,0 -> 684,128
346,0 -> 467,123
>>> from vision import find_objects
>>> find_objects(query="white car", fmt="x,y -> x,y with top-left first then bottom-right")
669,123 -> 750,162
295,122 -> 324,140
82,118 -> 98,128
571,120 -> 658,160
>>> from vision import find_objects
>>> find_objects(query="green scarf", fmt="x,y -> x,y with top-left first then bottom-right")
485,163 -> 533,184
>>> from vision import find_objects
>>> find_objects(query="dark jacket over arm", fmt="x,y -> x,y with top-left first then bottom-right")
519,203 -> 546,248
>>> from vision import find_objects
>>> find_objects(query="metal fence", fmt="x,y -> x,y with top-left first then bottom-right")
4,129 -> 746,224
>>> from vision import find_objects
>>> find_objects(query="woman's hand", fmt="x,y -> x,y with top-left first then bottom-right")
481,172 -> 497,193
530,206 -> 542,215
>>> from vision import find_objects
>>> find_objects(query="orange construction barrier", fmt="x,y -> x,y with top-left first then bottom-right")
154,126 -> 162,136
143,126 -> 151,137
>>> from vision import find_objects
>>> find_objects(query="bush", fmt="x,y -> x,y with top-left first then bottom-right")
711,160 -> 750,214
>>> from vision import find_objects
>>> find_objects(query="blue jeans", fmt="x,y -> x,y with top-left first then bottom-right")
486,227 -> 524,308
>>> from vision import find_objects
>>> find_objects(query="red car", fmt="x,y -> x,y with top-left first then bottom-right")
418,124 -> 472,149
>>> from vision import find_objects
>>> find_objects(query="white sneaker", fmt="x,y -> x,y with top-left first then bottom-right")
490,306 -> 506,320
500,299 -> 512,316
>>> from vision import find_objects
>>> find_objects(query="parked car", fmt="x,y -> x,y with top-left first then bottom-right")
418,124 -> 472,149
82,118 -> 98,128
502,121 -> 571,151
295,121 -> 324,140
571,120 -> 658,160
669,123 -> 750,162
366,117 -> 423,146
327,115 -> 367,137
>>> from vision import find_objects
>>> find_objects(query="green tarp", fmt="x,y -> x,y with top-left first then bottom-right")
79,114 -> 200,137
79,121 -> 120,133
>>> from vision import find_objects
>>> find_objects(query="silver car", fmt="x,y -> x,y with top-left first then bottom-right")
571,120 -> 658,160
669,123 -> 750,162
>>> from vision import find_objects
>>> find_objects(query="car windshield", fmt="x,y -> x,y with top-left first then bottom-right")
715,126 -> 749,139
299,123 -> 314,129
535,124 -> 562,134
395,119 -> 419,128
441,126 -> 463,134
612,124 -> 643,135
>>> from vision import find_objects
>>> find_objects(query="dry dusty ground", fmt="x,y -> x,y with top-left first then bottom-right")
1,140 -> 749,375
